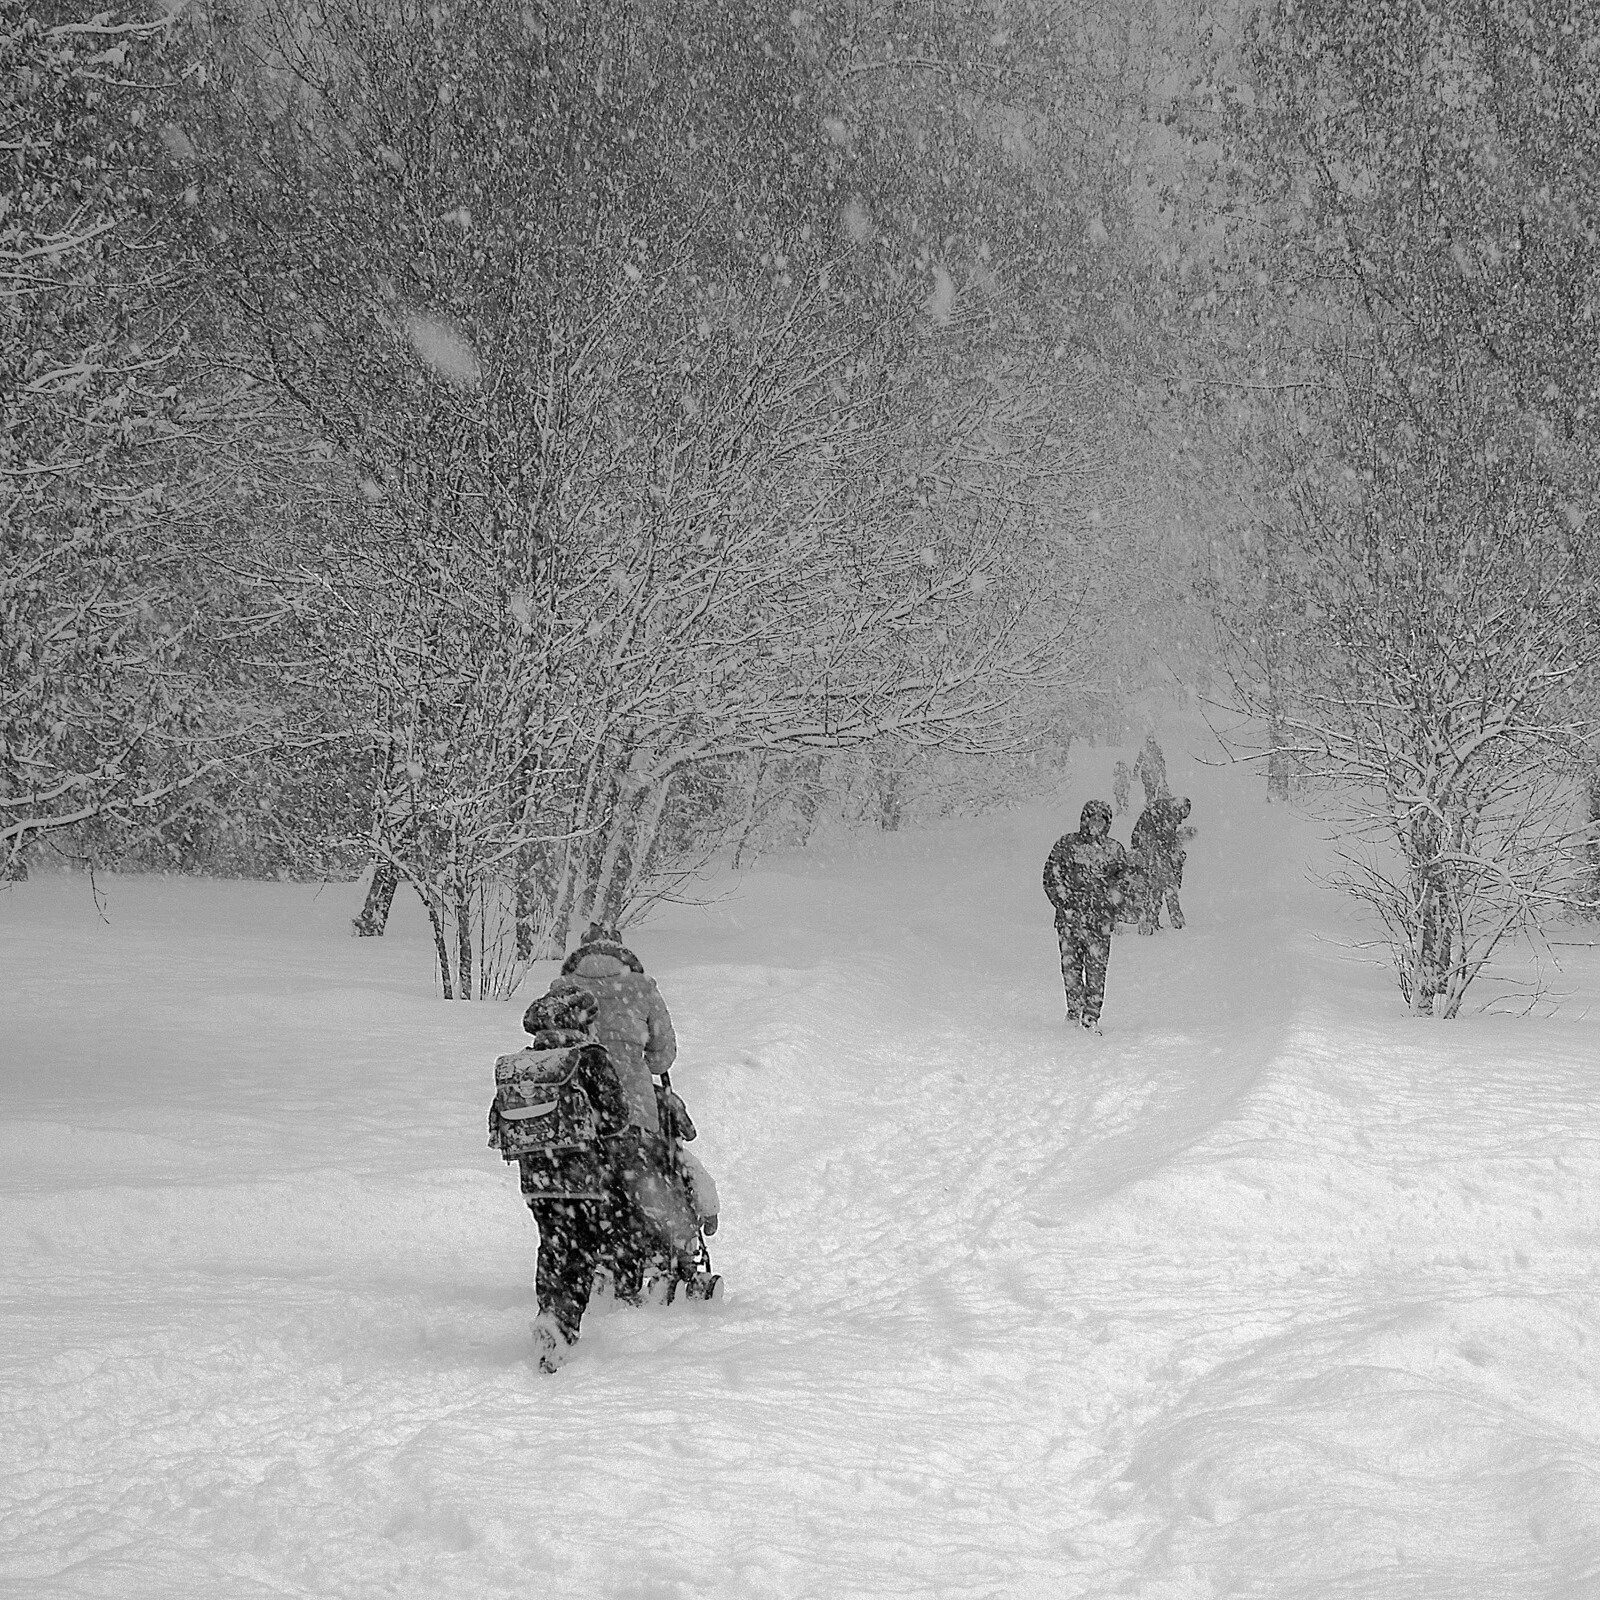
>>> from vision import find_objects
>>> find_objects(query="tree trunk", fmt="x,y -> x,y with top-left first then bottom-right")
602,772 -> 676,928
513,846 -> 539,960
731,753 -> 766,870
456,882 -> 474,1002
1410,870 -> 1453,1017
425,893 -> 455,1000
582,775 -> 638,932
794,754 -> 826,844
879,755 -> 905,831
1264,523 -> 1291,803
1266,734 -> 1291,804
546,838 -> 579,958
1586,764 -> 1600,912
550,735 -> 622,951
352,857 -> 399,936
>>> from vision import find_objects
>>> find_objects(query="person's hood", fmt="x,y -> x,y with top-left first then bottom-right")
571,952 -> 630,978
523,986 -> 599,1035
560,938 -> 644,977
1079,799 -> 1113,836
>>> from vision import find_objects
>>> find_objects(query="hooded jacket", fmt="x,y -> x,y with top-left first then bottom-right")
1043,801 -> 1133,931
1131,796 -> 1193,870
532,938 -> 676,1136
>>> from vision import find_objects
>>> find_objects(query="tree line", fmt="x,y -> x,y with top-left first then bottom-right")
5,0 -> 1189,996
9,0 -> 1594,1014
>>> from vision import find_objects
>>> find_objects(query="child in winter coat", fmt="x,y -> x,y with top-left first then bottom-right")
490,986 -> 631,1372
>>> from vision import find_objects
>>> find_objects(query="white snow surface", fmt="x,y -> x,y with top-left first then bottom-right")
4,757 -> 1600,1599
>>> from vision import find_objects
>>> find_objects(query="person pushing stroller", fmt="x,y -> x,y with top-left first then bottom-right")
543,925 -> 721,1305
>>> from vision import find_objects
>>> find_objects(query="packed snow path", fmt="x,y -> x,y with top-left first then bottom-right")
4,760 -> 1600,1598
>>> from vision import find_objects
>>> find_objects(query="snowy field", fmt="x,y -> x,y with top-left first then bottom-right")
4,752 -> 1600,1600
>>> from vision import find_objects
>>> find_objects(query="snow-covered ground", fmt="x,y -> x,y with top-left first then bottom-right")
5,753 -> 1600,1599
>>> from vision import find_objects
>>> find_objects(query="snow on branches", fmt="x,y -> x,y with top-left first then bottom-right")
0,2 -> 205,873
178,0 -> 1091,996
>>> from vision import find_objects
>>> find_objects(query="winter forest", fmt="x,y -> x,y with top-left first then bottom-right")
6,0 -> 1600,1596
7,0 -> 1600,1001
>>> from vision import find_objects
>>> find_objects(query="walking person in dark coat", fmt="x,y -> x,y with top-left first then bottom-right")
1043,800 -> 1133,1032
1131,795 -> 1194,934
490,986 -> 631,1372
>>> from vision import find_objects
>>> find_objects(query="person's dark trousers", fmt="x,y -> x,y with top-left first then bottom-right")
1167,856 -> 1186,930
605,1132 -> 680,1297
1138,858 -> 1187,933
1138,864 -> 1175,933
1138,878 -> 1162,934
527,1199 -> 612,1342
1057,920 -> 1112,1023
1162,885 -> 1185,930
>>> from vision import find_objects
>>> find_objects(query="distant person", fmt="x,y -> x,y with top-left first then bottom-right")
542,925 -> 684,1300
1043,800 -> 1133,1032
1131,795 -> 1195,934
1111,759 -> 1132,815
489,987 -> 631,1372
1132,734 -> 1168,808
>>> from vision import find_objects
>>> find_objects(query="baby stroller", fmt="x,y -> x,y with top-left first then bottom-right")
617,1071 -> 722,1305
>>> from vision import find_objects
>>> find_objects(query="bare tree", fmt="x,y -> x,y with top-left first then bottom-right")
173,0 -> 1120,994
0,5 -> 218,873
1223,395 -> 1597,1015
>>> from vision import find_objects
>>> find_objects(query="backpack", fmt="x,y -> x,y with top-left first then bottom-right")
491,1044 -> 599,1162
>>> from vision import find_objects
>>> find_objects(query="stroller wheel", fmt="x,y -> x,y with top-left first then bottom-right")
684,1271 -> 723,1303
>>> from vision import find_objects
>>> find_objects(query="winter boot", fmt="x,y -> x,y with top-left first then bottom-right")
682,1272 -> 724,1303
531,1311 -> 573,1374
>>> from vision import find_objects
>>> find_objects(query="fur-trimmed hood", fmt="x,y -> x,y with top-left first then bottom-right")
560,938 -> 644,977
